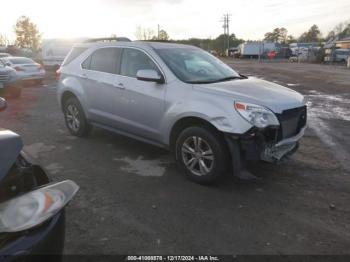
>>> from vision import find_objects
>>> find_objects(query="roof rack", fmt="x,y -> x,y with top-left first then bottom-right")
84,37 -> 132,43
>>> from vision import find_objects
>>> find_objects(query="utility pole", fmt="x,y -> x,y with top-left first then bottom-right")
226,13 -> 231,53
221,14 -> 231,55
158,24 -> 160,40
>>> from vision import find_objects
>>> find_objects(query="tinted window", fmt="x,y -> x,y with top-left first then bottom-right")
62,47 -> 87,66
120,48 -> 158,78
89,48 -> 121,74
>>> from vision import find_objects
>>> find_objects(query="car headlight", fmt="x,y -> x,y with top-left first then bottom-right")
234,102 -> 279,128
0,180 -> 78,232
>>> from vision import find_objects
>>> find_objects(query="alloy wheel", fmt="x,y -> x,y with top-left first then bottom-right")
181,136 -> 215,176
65,104 -> 80,132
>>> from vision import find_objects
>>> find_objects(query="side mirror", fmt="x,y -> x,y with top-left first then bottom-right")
5,62 -> 11,67
136,69 -> 164,84
0,97 -> 7,112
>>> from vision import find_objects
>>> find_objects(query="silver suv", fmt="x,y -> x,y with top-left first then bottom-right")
57,39 -> 307,183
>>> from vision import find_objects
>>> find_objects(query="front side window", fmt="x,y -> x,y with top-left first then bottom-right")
120,48 -> 159,78
155,47 -> 241,84
88,48 -> 121,74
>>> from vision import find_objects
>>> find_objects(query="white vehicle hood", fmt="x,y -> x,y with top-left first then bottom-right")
194,77 -> 305,113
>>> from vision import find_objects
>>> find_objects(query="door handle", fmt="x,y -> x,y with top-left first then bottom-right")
115,83 -> 125,89
80,74 -> 88,79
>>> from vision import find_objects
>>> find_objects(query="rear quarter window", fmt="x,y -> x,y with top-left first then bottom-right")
62,47 -> 88,66
87,48 -> 121,74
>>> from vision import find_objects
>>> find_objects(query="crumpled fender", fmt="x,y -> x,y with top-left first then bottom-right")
161,98 -> 252,145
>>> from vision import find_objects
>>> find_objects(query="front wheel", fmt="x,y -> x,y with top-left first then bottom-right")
63,97 -> 91,137
175,126 -> 228,184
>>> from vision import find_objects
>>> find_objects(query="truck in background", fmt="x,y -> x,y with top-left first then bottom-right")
41,38 -> 87,70
237,42 -> 278,58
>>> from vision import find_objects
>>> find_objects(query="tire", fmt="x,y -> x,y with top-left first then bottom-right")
63,96 -> 91,137
11,86 -> 22,98
175,126 -> 228,184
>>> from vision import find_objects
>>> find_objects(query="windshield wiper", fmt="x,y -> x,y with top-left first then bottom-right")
212,76 -> 243,82
187,76 -> 242,84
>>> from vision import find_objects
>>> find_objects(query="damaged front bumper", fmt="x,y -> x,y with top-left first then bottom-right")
226,125 -> 306,165
260,126 -> 306,162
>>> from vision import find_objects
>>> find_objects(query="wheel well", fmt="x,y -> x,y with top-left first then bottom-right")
169,117 -> 222,151
61,91 -> 77,109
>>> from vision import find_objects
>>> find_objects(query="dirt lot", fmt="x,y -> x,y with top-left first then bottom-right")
0,60 -> 349,255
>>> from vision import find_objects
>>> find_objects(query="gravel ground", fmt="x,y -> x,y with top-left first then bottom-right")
0,60 -> 349,255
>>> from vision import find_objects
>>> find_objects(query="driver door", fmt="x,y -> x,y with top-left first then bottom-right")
114,48 -> 166,142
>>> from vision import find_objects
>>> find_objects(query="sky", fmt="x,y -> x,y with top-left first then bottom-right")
0,0 -> 349,41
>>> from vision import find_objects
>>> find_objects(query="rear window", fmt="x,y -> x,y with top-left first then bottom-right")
62,47 -> 88,66
8,58 -> 34,64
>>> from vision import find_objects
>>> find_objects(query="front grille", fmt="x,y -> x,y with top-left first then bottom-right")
0,73 -> 9,82
276,106 -> 307,140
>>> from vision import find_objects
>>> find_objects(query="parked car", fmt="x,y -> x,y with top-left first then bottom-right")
334,48 -> 350,63
0,57 -> 46,84
57,40 -> 307,184
0,97 -> 79,260
0,53 -> 12,58
0,60 -> 22,98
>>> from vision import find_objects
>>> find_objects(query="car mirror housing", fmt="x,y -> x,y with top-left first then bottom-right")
136,69 -> 164,84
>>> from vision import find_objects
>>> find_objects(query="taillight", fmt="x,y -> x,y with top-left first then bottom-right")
55,68 -> 61,81
14,66 -> 24,72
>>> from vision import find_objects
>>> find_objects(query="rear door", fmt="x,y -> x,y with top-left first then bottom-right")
116,48 -> 166,142
81,47 -> 125,127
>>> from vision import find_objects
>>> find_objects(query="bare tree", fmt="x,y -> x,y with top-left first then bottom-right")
134,26 -> 155,40
0,34 -> 10,46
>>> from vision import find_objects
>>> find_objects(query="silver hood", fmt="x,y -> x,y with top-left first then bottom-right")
194,77 -> 305,113
0,129 -> 23,181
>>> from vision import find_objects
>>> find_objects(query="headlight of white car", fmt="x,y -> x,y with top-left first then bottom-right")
0,180 -> 78,232
234,102 -> 280,128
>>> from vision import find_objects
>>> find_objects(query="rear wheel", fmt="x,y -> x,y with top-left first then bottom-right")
63,97 -> 91,137
175,126 -> 228,184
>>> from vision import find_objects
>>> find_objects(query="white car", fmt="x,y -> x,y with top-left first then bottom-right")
0,57 -> 46,84
0,53 -> 11,58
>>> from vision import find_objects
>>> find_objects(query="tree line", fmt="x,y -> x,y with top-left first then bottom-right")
1,16 -> 350,53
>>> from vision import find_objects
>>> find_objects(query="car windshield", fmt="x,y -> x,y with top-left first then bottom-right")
7,57 -> 35,64
155,47 -> 241,84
